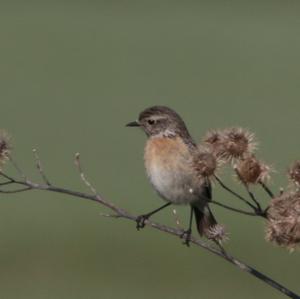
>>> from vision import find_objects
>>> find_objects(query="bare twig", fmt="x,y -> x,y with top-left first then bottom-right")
259,181 -> 275,198
0,181 -> 14,186
99,212 -> 121,218
0,187 -> 32,193
74,152 -> 97,195
8,155 -> 27,181
234,167 -> 262,211
0,172 -> 15,182
214,175 -> 257,210
211,200 -> 264,217
33,149 -> 51,186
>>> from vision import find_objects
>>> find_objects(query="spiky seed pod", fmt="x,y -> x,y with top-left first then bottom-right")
0,130 -> 11,167
206,224 -> 229,243
193,151 -> 217,178
221,127 -> 257,161
266,191 -> 300,251
193,146 -> 224,178
288,161 -> 300,186
203,130 -> 223,147
203,130 -> 226,158
203,127 -> 257,162
236,155 -> 270,184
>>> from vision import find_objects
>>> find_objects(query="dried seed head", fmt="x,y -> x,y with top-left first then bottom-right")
206,224 -> 229,243
0,130 -> 11,167
203,130 -> 223,147
193,148 -> 217,178
288,161 -> 300,186
236,155 -> 271,184
266,191 -> 300,250
193,146 -> 224,178
203,127 -> 257,162
221,127 -> 257,161
203,130 -> 226,158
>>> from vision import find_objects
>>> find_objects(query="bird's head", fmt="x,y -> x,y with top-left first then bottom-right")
126,106 -> 190,138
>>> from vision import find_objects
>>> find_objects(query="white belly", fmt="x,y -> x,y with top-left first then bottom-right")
147,161 -> 200,205
144,136 -> 206,205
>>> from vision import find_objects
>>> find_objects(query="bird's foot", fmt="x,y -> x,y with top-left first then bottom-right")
180,229 -> 192,247
136,214 -> 149,230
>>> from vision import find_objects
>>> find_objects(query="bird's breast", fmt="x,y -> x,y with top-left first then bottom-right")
144,137 -> 201,204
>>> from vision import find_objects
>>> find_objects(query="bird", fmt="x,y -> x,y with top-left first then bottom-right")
126,106 -> 217,245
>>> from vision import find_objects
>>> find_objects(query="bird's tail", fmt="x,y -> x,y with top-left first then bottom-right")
193,205 -> 217,237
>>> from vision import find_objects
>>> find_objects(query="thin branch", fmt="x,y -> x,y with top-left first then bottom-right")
74,152 -> 97,195
0,172 -> 15,182
234,167 -> 262,211
99,212 -> 121,218
8,155 -> 27,181
259,181 -> 275,198
0,187 -> 32,193
211,200 -> 263,217
33,149 -> 51,186
0,181 -> 14,186
214,175 -> 257,210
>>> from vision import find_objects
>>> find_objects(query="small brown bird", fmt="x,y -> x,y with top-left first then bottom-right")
127,106 -> 217,245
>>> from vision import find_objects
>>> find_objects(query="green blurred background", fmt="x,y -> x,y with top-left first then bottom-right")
0,1 -> 300,298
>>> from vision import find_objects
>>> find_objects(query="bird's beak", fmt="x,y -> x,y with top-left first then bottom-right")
126,120 -> 140,127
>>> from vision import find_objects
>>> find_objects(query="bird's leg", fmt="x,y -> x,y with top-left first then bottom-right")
180,206 -> 194,247
136,202 -> 172,230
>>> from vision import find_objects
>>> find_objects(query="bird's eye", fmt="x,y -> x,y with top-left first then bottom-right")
148,119 -> 155,125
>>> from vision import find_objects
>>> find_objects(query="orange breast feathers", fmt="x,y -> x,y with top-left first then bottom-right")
144,136 -> 191,172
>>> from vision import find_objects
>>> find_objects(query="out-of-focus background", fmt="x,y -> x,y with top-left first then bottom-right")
1,1 -> 300,298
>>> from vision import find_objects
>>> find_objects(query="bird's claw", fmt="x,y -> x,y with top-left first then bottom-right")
180,229 -> 192,247
136,215 -> 149,230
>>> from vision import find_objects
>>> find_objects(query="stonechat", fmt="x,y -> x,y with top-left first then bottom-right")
126,106 -> 217,245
